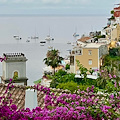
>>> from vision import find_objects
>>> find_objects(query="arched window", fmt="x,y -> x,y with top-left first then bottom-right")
13,71 -> 18,80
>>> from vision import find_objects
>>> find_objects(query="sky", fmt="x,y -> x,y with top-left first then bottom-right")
0,0 -> 120,15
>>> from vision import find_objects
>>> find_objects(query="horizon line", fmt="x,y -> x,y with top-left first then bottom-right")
0,13 -> 110,17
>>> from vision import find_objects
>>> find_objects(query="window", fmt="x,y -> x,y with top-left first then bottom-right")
13,71 -> 18,79
75,49 -> 82,55
89,59 -> 92,65
88,50 -> 92,55
70,56 -> 74,65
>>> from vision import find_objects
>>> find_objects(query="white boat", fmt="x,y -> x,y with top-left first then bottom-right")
48,46 -> 53,49
45,35 -> 54,41
13,35 -> 22,40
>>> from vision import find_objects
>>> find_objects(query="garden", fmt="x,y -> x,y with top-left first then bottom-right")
0,48 -> 120,119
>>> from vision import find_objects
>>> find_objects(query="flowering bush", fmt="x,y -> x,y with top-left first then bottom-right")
0,56 -> 120,119
0,82 -> 120,120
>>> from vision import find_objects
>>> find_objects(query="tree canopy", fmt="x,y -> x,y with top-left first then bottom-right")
43,49 -> 63,75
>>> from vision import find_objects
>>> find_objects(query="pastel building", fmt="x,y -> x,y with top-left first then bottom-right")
1,53 -> 28,85
70,43 -> 108,74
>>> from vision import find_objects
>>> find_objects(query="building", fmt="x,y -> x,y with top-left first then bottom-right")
102,23 -> 120,45
114,5 -> 120,22
1,53 -> 28,85
70,43 -> 108,74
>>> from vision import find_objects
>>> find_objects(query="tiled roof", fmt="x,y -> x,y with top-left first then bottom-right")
0,84 -> 26,110
0,83 -> 70,110
77,37 -> 91,42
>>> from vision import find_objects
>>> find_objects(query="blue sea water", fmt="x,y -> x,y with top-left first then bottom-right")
0,15 -> 108,85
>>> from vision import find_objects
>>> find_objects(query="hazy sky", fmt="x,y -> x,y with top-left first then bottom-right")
0,0 -> 120,15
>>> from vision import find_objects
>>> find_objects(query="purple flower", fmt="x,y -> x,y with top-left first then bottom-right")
11,104 -> 17,111
109,94 -> 114,99
9,78 -> 12,82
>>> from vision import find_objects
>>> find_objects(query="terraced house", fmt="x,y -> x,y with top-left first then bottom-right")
70,43 -> 108,74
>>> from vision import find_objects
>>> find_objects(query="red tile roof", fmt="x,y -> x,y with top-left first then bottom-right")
114,6 -> 120,10
77,37 -> 91,42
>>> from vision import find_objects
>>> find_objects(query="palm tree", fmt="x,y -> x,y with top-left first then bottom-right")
43,49 -> 63,75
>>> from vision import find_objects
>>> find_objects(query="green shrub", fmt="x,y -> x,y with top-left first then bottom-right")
56,81 -> 78,93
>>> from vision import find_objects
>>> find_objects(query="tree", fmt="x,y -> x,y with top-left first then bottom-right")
43,49 -> 63,75
76,60 -> 88,81
111,10 -> 114,14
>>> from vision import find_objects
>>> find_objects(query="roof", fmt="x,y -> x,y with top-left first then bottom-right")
114,6 -> 120,10
114,11 -> 120,17
77,37 -> 91,42
0,83 -> 70,110
0,83 -> 26,110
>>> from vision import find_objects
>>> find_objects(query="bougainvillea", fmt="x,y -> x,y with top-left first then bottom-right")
0,81 -> 120,120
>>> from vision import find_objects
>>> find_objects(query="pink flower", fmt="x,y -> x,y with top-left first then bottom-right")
113,75 -> 116,78
101,70 -> 104,73
108,74 -> 112,79
109,94 -> 114,99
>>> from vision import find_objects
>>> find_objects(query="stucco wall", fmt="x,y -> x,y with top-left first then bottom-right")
6,62 -> 26,79
75,48 -> 99,71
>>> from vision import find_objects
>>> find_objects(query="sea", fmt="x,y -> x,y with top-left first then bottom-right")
0,15 -> 109,85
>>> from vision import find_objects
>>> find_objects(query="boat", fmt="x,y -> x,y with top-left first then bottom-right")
73,32 -> 79,37
26,37 -> 30,43
40,41 -> 46,43
45,35 -> 54,41
48,46 -> 53,49
40,41 -> 46,46
26,40 -> 30,42
31,36 -> 39,40
67,41 -> 71,44
13,35 -> 22,40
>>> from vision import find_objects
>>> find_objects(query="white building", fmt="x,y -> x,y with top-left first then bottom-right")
1,53 -> 28,85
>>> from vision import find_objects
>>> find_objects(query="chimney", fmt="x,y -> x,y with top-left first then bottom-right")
25,89 -> 37,110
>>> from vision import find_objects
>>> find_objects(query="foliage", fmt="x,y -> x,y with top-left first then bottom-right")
94,35 -> 105,39
50,70 -> 75,88
13,74 -> 18,80
76,60 -> 88,81
56,81 -> 78,93
111,10 -> 114,14
1,82 -> 120,119
43,49 -> 63,75
109,48 -> 120,57
65,64 -> 70,70
102,54 -> 120,68
109,15 -> 115,20
34,78 -> 42,84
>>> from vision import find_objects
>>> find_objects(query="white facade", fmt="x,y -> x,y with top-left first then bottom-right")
1,53 -> 28,85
